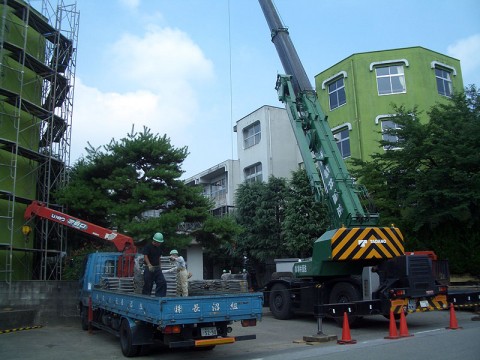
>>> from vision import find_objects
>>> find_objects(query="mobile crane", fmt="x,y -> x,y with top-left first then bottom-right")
258,0 -> 479,325
24,201 -> 263,356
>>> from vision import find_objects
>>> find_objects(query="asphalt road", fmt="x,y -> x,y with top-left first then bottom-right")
1,308 -> 479,360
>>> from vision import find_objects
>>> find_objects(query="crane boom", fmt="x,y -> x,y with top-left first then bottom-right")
258,0 -> 312,94
24,201 -> 137,254
259,0 -> 378,229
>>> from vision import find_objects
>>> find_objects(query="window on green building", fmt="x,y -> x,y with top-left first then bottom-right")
328,77 -> 346,110
435,68 -> 453,97
333,128 -> 351,158
244,162 -> 262,183
380,119 -> 401,150
375,65 -> 406,95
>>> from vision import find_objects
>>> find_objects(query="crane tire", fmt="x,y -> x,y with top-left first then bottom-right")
383,312 -> 406,320
329,282 -> 362,327
269,283 -> 293,320
271,272 -> 293,280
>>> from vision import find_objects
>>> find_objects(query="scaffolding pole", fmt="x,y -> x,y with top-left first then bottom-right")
0,0 -> 79,286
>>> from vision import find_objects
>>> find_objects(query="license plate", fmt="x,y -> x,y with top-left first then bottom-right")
420,300 -> 429,308
201,327 -> 217,336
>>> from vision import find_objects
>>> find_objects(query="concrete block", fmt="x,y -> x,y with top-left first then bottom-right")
0,308 -> 37,330
303,334 -> 338,342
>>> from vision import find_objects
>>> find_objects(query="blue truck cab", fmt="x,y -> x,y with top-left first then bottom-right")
78,252 -> 263,357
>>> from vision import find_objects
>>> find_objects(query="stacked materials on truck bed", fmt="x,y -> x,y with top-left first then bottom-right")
99,257 -> 249,296
100,276 -> 135,292
188,278 -> 249,296
161,256 -> 177,297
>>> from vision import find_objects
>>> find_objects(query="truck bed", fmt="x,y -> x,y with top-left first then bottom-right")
91,288 -> 264,326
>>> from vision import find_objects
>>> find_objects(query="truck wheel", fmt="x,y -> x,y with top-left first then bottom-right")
80,306 -> 89,331
120,319 -> 141,357
269,283 -> 293,320
329,282 -> 361,327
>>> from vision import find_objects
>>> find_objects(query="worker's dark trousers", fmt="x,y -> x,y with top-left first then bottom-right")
142,268 -> 167,297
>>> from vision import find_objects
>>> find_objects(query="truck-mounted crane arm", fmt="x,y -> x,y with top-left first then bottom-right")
24,201 -> 137,254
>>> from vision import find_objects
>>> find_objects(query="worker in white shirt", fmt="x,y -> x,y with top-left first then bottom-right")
167,250 -> 189,296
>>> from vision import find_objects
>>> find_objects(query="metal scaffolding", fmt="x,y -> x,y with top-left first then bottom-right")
0,0 -> 79,283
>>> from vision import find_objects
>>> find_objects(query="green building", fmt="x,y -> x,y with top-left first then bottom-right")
0,0 -> 78,282
314,47 -> 464,161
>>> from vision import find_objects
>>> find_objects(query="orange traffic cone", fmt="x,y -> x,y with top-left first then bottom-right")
399,311 -> 413,337
384,310 -> 400,339
337,312 -> 357,344
446,303 -> 462,330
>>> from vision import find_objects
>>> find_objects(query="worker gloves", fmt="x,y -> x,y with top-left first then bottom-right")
148,264 -> 154,272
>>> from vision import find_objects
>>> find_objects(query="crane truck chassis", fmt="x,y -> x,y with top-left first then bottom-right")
258,0 -> 480,325
24,201 -> 263,357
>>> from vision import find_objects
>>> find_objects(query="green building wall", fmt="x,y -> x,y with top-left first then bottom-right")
1,1 -> 47,280
314,47 -> 464,161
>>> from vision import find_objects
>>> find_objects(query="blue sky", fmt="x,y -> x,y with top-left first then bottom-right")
40,0 -> 480,178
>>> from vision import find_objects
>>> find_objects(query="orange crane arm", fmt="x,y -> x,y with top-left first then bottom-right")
24,201 -> 137,254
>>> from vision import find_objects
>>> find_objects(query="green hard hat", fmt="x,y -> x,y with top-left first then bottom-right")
152,232 -> 164,243
170,249 -> 178,255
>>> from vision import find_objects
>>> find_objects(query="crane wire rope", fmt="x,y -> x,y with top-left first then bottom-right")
228,0 -> 234,160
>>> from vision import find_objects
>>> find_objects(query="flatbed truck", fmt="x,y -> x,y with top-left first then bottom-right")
24,202 -> 263,357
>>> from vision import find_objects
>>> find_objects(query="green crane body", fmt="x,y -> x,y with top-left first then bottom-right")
259,0 -> 405,278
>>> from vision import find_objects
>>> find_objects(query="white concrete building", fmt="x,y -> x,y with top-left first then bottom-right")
184,105 -> 301,277
235,105 -> 301,183
184,159 -> 240,217
185,105 -> 301,213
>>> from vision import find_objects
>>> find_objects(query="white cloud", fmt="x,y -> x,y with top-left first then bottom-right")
71,26 -> 214,164
447,34 -> 480,86
107,26 -> 214,91
71,79 -> 175,160
118,0 -> 140,11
